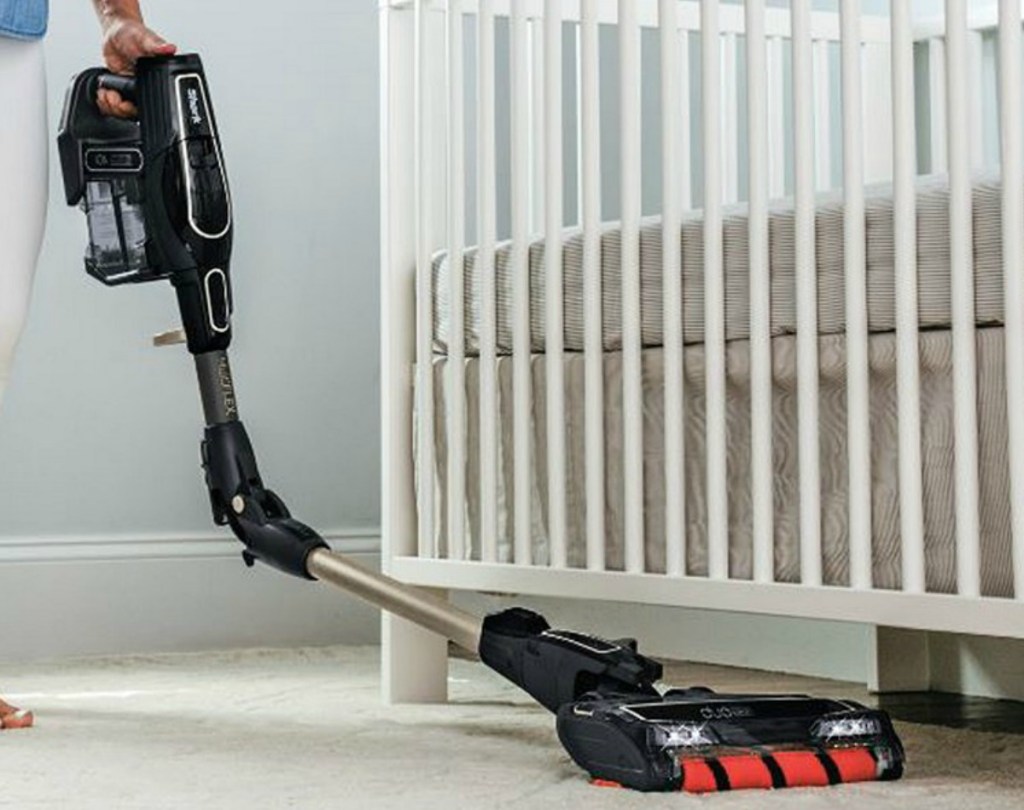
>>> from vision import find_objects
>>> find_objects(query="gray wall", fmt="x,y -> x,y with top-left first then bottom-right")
0,0 -> 986,550
0,1 -> 381,542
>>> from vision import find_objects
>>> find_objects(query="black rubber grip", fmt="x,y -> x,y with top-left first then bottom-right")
97,73 -> 138,103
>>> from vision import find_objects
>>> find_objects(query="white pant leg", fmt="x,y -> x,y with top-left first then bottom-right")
0,38 -> 47,414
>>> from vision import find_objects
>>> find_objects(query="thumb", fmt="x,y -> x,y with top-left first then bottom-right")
141,30 -> 177,57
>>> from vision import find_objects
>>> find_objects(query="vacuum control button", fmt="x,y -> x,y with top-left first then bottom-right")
187,140 -> 219,169
85,148 -> 143,173
185,140 -> 230,237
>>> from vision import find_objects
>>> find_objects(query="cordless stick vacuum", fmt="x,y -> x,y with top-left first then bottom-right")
57,55 -> 905,793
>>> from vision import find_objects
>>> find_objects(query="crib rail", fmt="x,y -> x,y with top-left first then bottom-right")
379,0 -> 1024,639
916,6 -> 1024,174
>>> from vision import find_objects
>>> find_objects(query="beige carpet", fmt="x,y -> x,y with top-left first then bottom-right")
1,646 -> 1022,809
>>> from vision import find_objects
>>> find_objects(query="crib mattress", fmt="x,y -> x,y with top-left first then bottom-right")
426,328 -> 1014,597
432,176 -> 1006,355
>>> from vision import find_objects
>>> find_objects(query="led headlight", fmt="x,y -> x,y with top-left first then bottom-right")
812,715 -> 882,741
650,722 -> 719,751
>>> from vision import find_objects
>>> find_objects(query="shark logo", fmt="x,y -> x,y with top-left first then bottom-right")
187,86 -> 203,126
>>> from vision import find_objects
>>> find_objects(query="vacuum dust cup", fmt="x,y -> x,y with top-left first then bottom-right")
81,176 -> 149,284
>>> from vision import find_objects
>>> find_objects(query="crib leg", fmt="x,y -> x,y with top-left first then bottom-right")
381,604 -> 449,704
867,626 -> 930,693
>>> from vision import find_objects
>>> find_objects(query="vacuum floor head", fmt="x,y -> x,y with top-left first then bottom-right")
558,689 -> 904,792
479,608 -> 905,792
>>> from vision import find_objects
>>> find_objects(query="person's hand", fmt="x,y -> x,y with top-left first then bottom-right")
96,17 -> 176,118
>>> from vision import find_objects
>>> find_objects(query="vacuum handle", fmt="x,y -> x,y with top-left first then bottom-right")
96,73 -> 138,104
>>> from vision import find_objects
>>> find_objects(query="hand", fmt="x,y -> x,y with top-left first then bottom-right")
97,17 -> 176,117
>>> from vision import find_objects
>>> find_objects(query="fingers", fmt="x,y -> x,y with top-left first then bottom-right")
98,21 -> 177,118
96,88 -> 138,119
119,24 -> 177,63
103,20 -> 177,74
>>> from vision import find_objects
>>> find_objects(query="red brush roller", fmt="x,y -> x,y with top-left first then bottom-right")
680,748 -> 882,793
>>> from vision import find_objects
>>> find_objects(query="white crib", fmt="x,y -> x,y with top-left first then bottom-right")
379,0 -> 1024,703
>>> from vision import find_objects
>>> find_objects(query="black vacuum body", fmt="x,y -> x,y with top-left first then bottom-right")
58,54 -> 327,578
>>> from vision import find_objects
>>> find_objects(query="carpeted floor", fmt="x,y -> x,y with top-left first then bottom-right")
1,646 -> 1022,809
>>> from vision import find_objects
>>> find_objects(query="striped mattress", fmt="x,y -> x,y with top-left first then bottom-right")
432,175 -> 1007,353
424,176 -> 1014,595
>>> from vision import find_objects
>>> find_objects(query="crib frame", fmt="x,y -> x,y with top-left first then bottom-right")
380,0 -> 1024,703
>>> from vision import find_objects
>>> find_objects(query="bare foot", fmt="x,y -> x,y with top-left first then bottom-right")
0,698 -> 34,730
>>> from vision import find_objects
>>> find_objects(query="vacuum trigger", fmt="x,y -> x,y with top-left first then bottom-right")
96,73 -> 138,104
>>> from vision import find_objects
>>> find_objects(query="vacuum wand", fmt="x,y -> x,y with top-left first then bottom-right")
306,549 -> 481,651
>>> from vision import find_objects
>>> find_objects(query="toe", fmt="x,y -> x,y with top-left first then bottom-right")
0,709 -> 34,730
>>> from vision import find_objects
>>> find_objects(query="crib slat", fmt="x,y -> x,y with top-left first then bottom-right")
530,17 -> 545,236
415,0 -> 436,559
841,0 -> 871,591
793,0 -> 822,587
661,0 -> 686,577
679,30 -> 692,211
999,0 -> 1024,599
928,37 -> 947,173
544,0 -> 567,569
721,31 -> 739,204
767,36 -> 787,199
446,0 -> 467,561
813,38 -> 832,192
892,0 -> 926,594
704,0 -> 729,581
946,0 -> 981,599
580,0 -> 606,572
511,0 -> 532,566
477,0 -> 499,563
747,0 -> 773,585
620,0 -> 645,574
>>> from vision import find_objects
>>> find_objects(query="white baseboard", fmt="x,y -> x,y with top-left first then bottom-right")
0,528 -> 380,564
0,529 -> 381,662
